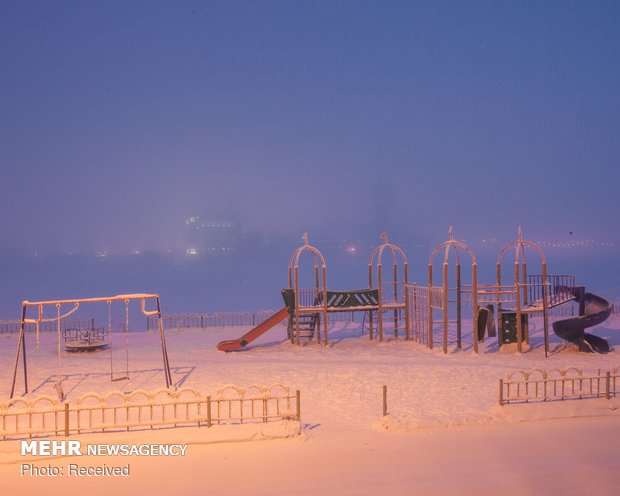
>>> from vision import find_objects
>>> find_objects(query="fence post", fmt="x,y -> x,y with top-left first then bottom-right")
206,396 -> 212,427
499,379 -> 504,406
64,402 -> 70,437
263,398 -> 268,423
382,385 -> 388,416
295,390 -> 301,421
606,372 -> 611,400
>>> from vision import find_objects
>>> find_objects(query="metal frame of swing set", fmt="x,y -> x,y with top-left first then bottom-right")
9,293 -> 173,400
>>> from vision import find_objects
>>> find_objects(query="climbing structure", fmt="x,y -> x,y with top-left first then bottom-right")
367,233 -> 410,341
219,227 -> 608,356
427,227 -> 479,353
492,227 -> 576,355
286,233 -> 329,345
283,233 -> 412,346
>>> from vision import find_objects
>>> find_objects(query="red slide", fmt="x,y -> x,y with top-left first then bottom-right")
217,307 -> 290,352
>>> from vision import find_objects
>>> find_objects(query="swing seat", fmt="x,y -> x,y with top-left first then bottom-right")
111,375 -> 130,382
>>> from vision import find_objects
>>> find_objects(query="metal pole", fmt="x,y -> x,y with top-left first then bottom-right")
157,296 -> 172,388
472,263 -> 479,353
294,266 -> 300,346
442,262 -> 448,354
382,385 -> 388,416
322,265 -> 328,346
378,264 -> 384,342
522,261 -> 528,305
10,304 -> 28,398
393,263 -> 398,337
64,402 -> 70,436
428,264 -> 433,349
404,262 -> 410,340
456,263 -> 461,349
368,263 -> 374,340
542,262 -> 550,357
288,264 -> 293,290
496,262 -> 502,346
315,262 -> 321,344
499,379 -> 504,406
514,262 -> 523,353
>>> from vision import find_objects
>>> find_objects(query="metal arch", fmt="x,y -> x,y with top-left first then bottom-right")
428,226 -> 477,267
427,227 -> 479,354
287,233 -> 329,346
496,226 -> 547,265
289,245 -> 326,271
369,242 -> 408,268
368,233 -> 409,280
288,233 -> 326,274
367,233 -> 410,342
495,227 -> 550,356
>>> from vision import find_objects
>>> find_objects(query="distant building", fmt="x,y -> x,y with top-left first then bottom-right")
184,214 -> 241,255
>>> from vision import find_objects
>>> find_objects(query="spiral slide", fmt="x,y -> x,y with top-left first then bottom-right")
552,291 -> 613,353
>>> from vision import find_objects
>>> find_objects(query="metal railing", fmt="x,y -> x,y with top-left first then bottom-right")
147,310 -> 278,330
464,284 -> 517,305
294,288 -> 322,309
0,385 -> 301,440
406,283 -> 430,345
499,366 -> 619,405
527,274 -> 576,306
0,319 -> 96,334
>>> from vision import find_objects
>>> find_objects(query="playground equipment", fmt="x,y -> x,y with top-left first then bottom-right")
217,228 -> 612,356
492,227 -> 578,356
427,227 -> 480,353
285,232 -> 410,346
552,288 -> 613,353
62,319 -> 108,351
286,233 -> 329,345
9,293 -> 172,400
217,233 -> 412,351
412,226 -> 611,355
216,307 -> 290,351
367,233 -> 409,341
408,227 -> 592,355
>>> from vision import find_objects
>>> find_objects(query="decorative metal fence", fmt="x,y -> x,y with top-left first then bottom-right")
150,307 -> 356,330
0,385 -> 301,440
0,319 -> 95,334
148,310 -> 278,330
4,296 -> 614,334
499,367 -> 619,405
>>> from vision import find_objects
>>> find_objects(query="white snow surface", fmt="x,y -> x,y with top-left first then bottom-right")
1,314 -> 620,495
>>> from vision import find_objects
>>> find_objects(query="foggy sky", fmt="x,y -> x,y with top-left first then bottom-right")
1,0 -> 619,255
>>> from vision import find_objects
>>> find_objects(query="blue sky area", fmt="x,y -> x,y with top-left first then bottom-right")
0,1 -> 618,313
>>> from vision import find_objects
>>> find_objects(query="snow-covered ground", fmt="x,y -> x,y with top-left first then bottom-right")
1,312 -> 620,495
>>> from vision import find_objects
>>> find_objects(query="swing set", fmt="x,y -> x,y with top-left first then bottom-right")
9,293 -> 172,400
